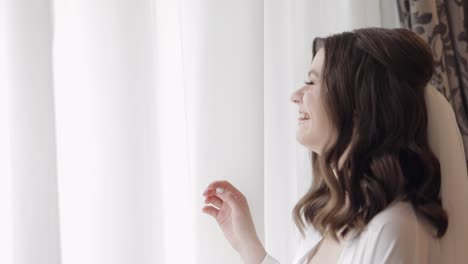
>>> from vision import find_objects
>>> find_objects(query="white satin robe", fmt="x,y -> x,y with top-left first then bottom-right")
261,201 -> 440,264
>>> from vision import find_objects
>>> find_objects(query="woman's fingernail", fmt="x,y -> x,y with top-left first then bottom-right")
216,187 -> 224,194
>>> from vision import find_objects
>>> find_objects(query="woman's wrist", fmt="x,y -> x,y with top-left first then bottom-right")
239,237 -> 267,264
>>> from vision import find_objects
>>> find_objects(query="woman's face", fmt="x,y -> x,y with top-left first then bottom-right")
290,48 -> 335,154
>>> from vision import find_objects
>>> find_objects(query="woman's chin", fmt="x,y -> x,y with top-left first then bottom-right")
295,131 -> 308,146
295,132 -> 321,153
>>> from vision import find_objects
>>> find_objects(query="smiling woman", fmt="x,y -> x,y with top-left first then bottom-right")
289,28 -> 448,264
203,27 -> 468,264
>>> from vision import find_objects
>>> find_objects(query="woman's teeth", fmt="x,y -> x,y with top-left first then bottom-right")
299,112 -> 310,120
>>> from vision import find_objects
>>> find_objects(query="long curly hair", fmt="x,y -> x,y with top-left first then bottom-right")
292,28 -> 448,241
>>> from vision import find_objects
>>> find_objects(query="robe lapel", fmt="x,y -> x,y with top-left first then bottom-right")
292,226 -> 322,264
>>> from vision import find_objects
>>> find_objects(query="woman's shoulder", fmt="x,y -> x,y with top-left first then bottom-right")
359,200 -> 434,251
367,200 -> 419,230
346,201 -> 435,263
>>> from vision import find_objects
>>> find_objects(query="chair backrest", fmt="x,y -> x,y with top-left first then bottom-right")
425,83 -> 468,263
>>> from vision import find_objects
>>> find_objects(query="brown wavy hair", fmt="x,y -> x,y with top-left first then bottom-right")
292,28 -> 448,241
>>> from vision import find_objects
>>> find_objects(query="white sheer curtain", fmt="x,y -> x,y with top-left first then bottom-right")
0,0 -> 398,263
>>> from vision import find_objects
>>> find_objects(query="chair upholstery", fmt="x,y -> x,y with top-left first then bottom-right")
425,84 -> 468,263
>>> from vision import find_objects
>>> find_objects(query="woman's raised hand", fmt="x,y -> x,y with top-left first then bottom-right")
202,180 -> 266,264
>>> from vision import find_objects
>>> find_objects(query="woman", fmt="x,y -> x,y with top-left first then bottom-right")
201,28 -> 448,264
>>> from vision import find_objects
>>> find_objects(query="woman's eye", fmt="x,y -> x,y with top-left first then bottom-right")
304,80 -> 314,85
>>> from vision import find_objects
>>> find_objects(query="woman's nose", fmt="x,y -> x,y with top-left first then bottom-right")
290,89 -> 302,104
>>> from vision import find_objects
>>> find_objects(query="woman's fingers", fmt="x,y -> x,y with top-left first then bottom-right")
202,189 -> 218,197
202,205 -> 219,219
204,180 -> 236,195
202,180 -> 247,209
204,195 -> 223,208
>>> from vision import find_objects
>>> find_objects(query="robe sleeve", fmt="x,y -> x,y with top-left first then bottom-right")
260,253 -> 280,264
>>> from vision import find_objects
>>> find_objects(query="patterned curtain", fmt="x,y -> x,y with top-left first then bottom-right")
397,0 -> 468,164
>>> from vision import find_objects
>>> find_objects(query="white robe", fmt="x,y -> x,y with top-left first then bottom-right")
261,201 -> 440,264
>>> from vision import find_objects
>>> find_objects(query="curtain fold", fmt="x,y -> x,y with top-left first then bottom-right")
179,1 -> 264,263
53,0 -> 158,263
0,1 -> 14,263
2,0 -> 62,263
154,0 -> 193,263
